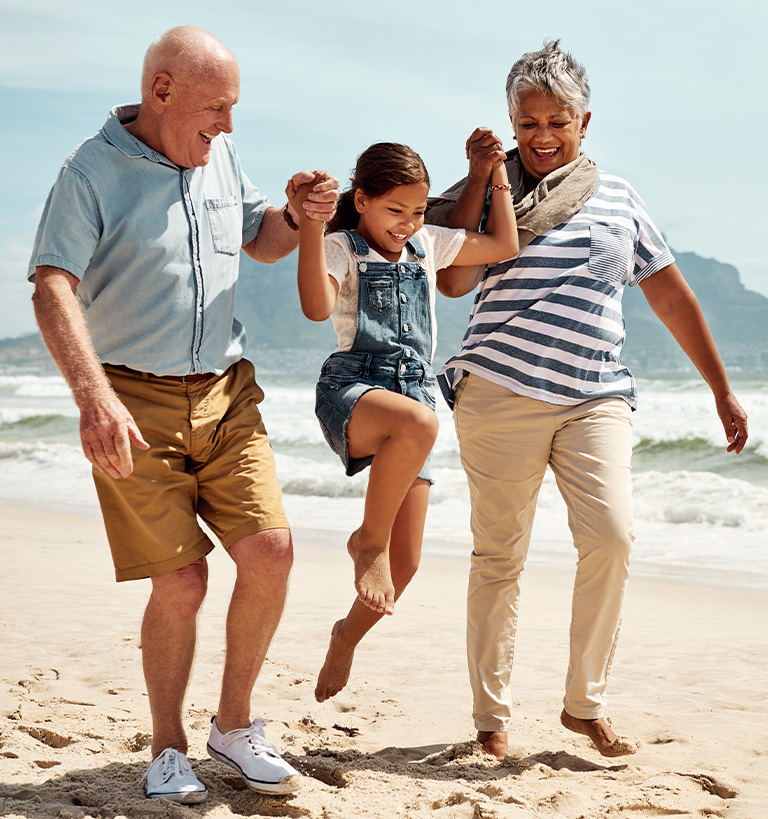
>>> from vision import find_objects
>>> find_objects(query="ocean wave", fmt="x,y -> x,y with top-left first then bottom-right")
632,435 -> 768,484
0,374 -> 70,396
274,454 -> 368,498
0,410 -> 79,435
0,440 -> 97,509
633,470 -> 768,529
637,377 -> 768,392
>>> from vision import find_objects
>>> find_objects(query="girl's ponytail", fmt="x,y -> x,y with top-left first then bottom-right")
326,189 -> 358,234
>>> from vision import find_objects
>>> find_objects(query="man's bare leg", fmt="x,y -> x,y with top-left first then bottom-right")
142,557 -> 209,758
345,392 -> 437,615
560,709 -> 636,757
215,529 -> 293,733
315,480 -> 428,702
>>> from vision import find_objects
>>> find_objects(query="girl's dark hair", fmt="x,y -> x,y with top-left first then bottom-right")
326,142 -> 430,234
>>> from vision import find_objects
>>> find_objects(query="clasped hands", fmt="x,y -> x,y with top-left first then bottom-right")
285,170 -> 339,225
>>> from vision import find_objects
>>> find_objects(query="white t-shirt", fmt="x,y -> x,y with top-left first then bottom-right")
325,224 -> 465,359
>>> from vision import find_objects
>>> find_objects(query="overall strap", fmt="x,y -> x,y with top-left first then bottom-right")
406,233 -> 426,259
338,229 -> 370,256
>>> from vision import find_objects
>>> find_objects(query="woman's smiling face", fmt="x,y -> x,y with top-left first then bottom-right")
511,90 -> 591,180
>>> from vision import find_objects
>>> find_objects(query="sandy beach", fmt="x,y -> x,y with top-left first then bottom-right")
1,505 -> 766,819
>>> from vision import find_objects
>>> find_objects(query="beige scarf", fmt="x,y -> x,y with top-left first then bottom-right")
427,149 -> 599,250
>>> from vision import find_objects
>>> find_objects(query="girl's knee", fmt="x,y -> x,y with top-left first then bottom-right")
406,403 -> 439,446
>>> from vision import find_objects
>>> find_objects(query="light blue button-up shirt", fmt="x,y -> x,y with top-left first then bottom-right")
28,105 -> 271,376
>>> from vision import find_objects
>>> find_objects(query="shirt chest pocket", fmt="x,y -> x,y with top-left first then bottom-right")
205,195 -> 242,255
588,224 -> 634,285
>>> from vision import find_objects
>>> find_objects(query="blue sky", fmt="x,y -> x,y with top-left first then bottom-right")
2,0 -> 766,338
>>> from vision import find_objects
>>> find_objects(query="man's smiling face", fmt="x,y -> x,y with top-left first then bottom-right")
156,58 -> 240,168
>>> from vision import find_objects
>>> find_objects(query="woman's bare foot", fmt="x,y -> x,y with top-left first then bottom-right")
315,620 -> 356,702
347,528 -> 395,615
560,708 -> 637,757
477,730 -> 508,760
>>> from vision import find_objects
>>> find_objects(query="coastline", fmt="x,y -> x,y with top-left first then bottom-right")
1,505 -> 766,818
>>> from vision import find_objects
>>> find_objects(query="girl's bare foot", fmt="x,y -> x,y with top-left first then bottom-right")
347,528 -> 395,615
315,620 -> 356,702
560,708 -> 637,757
477,730 -> 508,760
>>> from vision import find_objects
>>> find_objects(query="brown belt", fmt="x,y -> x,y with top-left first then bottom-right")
105,364 -> 215,383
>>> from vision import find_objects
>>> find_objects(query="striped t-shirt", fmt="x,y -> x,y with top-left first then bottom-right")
438,172 -> 674,410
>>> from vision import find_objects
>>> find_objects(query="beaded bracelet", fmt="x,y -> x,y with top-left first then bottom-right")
282,203 -> 299,231
489,184 -> 512,192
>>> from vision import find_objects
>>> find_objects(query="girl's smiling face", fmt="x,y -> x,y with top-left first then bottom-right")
512,90 -> 590,180
354,182 -> 430,262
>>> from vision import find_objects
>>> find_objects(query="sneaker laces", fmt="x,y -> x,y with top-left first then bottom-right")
218,718 -> 280,758
140,748 -> 193,785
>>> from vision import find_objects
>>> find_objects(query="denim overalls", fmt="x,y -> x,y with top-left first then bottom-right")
316,230 -> 437,482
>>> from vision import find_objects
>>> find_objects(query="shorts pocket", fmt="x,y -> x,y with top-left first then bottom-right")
206,195 -> 242,255
588,225 -> 633,284
366,279 -> 394,311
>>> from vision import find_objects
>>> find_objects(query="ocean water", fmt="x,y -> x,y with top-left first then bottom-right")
1,368 -> 766,589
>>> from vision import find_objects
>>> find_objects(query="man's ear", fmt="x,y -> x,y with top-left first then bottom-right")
149,73 -> 174,113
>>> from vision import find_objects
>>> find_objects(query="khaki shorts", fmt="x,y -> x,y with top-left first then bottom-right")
95,359 -> 288,581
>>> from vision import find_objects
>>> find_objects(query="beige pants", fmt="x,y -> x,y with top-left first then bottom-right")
453,374 -> 634,729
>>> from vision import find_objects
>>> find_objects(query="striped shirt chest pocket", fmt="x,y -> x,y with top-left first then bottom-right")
588,224 -> 634,285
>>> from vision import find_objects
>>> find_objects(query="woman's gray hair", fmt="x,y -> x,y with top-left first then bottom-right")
506,40 -> 590,119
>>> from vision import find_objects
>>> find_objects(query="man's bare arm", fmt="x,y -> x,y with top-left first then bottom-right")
32,266 -> 149,478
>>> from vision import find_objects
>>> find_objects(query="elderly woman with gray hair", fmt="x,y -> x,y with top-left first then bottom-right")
429,41 -> 748,760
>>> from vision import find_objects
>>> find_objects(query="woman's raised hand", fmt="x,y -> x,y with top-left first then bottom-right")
465,127 -> 506,184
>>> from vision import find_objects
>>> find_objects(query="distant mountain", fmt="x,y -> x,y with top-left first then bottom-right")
4,249 -> 767,377
235,248 -> 768,376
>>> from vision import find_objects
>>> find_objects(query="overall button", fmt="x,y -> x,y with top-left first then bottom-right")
400,363 -> 406,373
399,264 -> 406,272
402,323 -> 409,332
401,294 -> 407,303
359,262 -> 367,272
405,350 -> 412,358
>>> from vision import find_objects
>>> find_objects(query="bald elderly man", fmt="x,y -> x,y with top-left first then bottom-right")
28,27 -> 338,802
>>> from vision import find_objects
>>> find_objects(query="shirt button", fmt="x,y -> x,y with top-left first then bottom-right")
400,364 -> 406,373
400,264 -> 406,272
403,323 -> 409,332
401,294 -> 407,303
405,350 -> 412,358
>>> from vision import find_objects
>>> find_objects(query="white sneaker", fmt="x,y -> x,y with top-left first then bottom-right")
140,748 -> 208,803
207,716 -> 302,794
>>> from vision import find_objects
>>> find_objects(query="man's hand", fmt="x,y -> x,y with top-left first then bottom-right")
32,265 -> 150,478
79,389 -> 150,479
286,170 -> 339,224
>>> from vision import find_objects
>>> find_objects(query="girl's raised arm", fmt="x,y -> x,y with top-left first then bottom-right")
450,162 -> 519,268
436,129 -> 519,298
291,173 -> 340,322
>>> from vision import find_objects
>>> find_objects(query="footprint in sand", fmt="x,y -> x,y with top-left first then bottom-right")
18,725 -> 74,749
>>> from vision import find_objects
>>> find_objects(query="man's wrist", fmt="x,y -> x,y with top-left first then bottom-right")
283,203 -> 300,231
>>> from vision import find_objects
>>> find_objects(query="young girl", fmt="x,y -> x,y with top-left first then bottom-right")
289,142 -> 518,702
